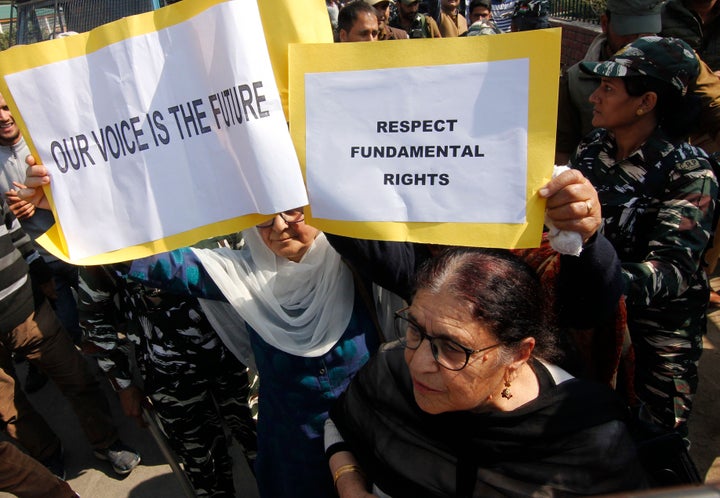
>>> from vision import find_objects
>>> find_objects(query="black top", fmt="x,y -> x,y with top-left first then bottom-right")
331,344 -> 647,498
326,233 -> 623,329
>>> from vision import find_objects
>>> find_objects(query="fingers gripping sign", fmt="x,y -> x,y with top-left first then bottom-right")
19,154 -> 51,210
6,183 -> 36,220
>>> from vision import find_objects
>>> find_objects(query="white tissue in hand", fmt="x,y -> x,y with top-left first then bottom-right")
545,165 -> 583,256
545,225 -> 583,256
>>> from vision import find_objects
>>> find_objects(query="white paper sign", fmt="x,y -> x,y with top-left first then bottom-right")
5,1 -> 307,260
305,59 -> 528,223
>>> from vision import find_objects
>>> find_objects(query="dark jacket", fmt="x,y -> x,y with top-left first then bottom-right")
325,233 -> 623,329
331,345 -> 647,497
661,0 -> 720,71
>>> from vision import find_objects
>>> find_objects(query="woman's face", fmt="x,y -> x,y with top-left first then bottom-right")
257,210 -> 319,262
589,77 -> 645,131
404,289 -> 508,414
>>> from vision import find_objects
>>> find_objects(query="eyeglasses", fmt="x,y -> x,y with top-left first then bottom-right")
394,307 -> 503,371
256,209 -> 305,229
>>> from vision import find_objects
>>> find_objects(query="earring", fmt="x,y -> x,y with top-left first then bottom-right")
501,381 -> 513,400
636,108 -> 644,116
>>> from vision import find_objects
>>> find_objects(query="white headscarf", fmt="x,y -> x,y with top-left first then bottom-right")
193,228 -> 354,357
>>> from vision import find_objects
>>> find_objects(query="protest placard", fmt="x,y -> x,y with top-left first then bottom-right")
257,0 -> 334,118
290,29 -> 561,248
0,0 -> 314,264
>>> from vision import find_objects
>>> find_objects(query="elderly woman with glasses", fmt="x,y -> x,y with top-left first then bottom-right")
123,207 -> 382,498
325,248 -> 647,498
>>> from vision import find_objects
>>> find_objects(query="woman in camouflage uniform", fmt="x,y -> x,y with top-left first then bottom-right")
79,262 -> 257,498
571,36 -> 718,440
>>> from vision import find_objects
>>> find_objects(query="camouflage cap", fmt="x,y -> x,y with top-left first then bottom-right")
606,0 -> 663,36
466,19 -> 502,36
579,36 -> 699,96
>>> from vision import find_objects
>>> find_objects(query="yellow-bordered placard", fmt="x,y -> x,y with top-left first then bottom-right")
289,29 -> 561,248
0,0 -> 227,265
0,0 -> 332,265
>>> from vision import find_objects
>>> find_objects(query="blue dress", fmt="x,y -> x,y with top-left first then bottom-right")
129,248 -> 380,497
251,289 -> 378,498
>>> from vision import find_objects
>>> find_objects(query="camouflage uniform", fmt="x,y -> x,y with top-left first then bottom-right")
560,44 -> 720,156
573,37 -> 719,437
465,18 -> 503,36
79,264 -> 257,498
572,129 -> 717,437
389,10 -> 442,38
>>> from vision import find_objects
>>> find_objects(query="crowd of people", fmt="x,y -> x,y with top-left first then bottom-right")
1,0 -> 720,496
329,0 -> 550,38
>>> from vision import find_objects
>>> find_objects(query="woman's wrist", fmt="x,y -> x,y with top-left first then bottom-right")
329,449 -> 370,497
334,464 -> 368,498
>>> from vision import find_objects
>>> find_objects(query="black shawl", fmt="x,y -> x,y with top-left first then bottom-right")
330,344 -> 647,498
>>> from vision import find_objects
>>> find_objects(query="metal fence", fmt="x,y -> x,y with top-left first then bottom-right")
7,0 -> 176,45
550,0 -> 606,24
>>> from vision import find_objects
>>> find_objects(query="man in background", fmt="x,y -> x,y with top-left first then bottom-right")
0,93 -> 83,392
338,1 -> 380,42
366,0 -> 410,39
0,198 -> 140,479
438,0 -> 468,36
390,0 -> 442,37
662,0 -> 720,73
490,0 -> 516,32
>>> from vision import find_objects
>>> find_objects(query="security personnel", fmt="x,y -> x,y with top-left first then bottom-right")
390,0 -> 442,38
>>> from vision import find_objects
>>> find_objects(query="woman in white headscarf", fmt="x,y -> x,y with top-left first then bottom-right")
129,208 -> 381,498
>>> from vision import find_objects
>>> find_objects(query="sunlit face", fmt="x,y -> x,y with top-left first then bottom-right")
469,6 -> 491,23
0,94 -> 21,147
340,12 -> 379,42
403,289 -> 508,414
589,77 -> 645,132
257,209 -> 319,262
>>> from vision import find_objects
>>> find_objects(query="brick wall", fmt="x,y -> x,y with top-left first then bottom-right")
550,18 -> 602,74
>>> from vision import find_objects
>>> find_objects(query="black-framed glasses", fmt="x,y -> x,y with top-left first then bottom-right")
394,307 -> 503,371
256,209 -> 305,229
